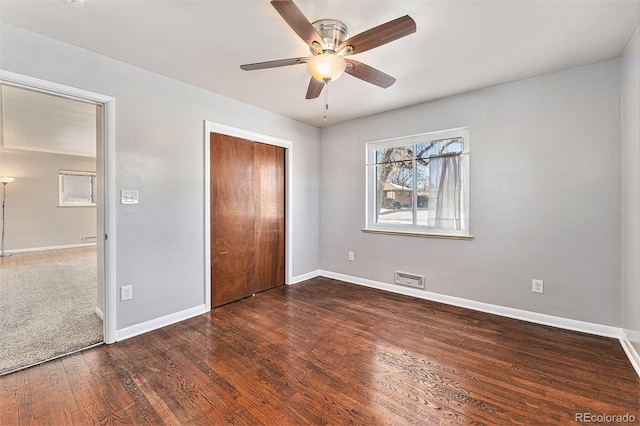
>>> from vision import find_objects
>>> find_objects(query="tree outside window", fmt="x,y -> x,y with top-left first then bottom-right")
366,128 -> 470,237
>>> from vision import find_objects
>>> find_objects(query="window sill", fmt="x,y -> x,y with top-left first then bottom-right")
362,228 -> 474,240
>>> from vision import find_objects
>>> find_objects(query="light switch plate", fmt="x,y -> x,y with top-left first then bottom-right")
121,189 -> 139,205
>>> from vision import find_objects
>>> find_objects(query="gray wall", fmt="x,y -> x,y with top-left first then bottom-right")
1,24 -> 320,330
320,60 -> 622,326
0,148 -> 96,250
1,21 -> 631,336
622,28 -> 640,354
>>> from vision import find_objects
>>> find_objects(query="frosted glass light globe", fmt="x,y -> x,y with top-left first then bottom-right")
307,53 -> 346,82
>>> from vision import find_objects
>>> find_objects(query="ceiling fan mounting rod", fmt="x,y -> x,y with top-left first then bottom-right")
311,19 -> 350,54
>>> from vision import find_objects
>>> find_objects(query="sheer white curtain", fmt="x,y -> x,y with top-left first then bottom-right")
427,156 -> 463,230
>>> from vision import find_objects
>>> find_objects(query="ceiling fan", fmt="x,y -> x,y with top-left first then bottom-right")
240,0 -> 417,100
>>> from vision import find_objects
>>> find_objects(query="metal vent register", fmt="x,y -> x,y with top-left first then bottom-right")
394,272 -> 425,289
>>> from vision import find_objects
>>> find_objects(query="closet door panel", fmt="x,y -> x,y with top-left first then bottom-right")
210,133 -> 256,307
254,143 -> 285,292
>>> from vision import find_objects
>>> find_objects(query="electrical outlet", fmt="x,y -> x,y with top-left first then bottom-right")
532,279 -> 544,294
348,251 -> 354,261
121,285 -> 133,301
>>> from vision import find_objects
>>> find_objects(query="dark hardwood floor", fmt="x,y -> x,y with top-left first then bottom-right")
1,277 -> 638,425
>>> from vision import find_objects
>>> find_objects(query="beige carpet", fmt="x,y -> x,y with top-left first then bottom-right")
0,258 -> 103,374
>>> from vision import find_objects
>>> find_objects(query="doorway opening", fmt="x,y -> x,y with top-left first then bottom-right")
0,71 -> 116,374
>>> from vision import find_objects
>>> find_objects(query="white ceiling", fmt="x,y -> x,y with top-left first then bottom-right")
1,84 -> 97,157
1,0 -> 638,128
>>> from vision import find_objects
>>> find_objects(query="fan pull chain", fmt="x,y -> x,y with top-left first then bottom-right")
323,82 -> 329,122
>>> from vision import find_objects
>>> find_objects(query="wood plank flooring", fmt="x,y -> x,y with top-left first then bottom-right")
0,246 -> 96,268
1,277 -> 638,425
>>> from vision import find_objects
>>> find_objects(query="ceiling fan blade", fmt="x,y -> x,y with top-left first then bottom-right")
337,15 -> 416,55
305,77 -> 325,99
345,60 -> 396,88
271,0 -> 324,48
240,57 -> 309,71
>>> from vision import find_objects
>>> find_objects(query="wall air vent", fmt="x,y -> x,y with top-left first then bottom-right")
394,271 -> 424,289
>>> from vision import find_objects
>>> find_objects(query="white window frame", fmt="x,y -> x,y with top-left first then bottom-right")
58,169 -> 97,207
365,127 -> 471,239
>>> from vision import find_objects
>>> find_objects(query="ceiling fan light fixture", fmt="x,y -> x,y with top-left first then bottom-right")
307,53 -> 346,82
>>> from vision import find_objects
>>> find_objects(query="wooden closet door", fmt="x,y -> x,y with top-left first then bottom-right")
254,143 -> 285,292
210,133 -> 285,307
210,133 -> 256,307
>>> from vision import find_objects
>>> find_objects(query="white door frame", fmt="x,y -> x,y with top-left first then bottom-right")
204,121 -> 293,311
1,70 -> 117,343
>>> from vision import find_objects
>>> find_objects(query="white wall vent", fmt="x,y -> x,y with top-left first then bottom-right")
394,271 -> 425,289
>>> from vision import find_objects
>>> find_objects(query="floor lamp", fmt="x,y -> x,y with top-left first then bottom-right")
0,177 -> 15,257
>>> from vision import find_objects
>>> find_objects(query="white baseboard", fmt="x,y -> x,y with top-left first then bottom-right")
319,270 -> 621,339
95,306 -> 104,320
6,243 -> 97,254
115,304 -> 207,342
109,271 -> 638,379
620,329 -> 640,378
289,269 -> 322,285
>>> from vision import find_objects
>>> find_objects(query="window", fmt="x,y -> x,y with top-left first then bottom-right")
365,127 -> 470,238
58,170 -> 97,207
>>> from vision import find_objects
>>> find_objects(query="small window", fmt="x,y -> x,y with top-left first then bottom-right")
59,170 -> 97,207
365,128 -> 470,238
